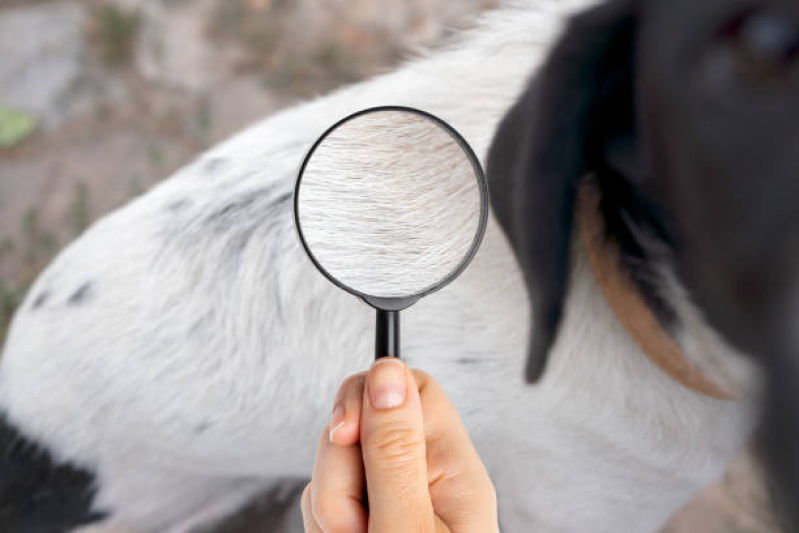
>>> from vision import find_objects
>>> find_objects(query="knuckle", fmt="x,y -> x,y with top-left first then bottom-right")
411,369 -> 442,399
411,368 -> 433,387
343,372 -> 367,390
335,373 -> 366,403
410,368 -> 431,381
368,423 -> 424,465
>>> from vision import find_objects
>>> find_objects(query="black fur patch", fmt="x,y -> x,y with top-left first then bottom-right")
486,0 -> 642,381
0,415 -> 104,532
596,171 -> 680,330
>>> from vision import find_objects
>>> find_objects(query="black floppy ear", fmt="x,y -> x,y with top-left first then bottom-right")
487,0 -> 638,383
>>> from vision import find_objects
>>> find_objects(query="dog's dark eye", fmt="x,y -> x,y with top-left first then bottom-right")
726,10 -> 799,81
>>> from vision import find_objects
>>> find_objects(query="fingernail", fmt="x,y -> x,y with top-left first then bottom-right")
328,404 -> 345,443
368,359 -> 406,409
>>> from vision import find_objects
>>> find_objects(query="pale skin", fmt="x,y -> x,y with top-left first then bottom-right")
301,358 -> 500,533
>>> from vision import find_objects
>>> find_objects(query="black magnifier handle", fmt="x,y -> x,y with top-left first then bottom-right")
375,309 -> 400,360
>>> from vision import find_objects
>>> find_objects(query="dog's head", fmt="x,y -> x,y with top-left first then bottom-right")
487,0 -> 799,521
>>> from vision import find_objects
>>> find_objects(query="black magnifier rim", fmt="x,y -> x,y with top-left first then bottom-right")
293,105 -> 489,312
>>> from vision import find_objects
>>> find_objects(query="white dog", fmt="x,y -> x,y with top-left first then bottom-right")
4,0 -> 789,531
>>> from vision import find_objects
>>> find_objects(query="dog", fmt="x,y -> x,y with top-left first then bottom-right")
487,0 -> 799,526
1,0 -> 797,531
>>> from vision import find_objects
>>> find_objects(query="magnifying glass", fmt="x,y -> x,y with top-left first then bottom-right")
294,106 -> 488,361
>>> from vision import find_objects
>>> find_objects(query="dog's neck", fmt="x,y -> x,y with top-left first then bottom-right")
577,180 -> 733,400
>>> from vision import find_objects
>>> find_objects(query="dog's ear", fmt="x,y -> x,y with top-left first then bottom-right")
487,0 -> 638,383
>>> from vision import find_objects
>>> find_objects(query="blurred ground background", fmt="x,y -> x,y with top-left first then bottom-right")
0,0 -> 782,531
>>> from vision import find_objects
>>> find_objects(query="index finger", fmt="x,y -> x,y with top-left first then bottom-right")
310,427 -> 368,533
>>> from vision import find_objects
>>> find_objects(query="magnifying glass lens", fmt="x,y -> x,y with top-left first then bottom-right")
295,106 -> 488,358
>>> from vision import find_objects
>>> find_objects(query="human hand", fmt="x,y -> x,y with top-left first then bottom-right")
301,358 -> 499,532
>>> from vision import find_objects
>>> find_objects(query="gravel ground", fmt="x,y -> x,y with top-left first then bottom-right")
0,0 -> 780,531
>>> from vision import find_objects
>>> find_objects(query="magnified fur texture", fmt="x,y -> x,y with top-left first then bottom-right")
297,109 -> 483,299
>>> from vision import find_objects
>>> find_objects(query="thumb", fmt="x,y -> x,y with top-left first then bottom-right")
360,358 -> 438,532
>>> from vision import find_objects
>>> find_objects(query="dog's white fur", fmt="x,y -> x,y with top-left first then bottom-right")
0,1 -> 763,531
298,109 -> 481,298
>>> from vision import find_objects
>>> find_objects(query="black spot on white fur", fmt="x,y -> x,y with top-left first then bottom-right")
0,415 -> 104,531
31,291 -> 50,310
204,187 -> 292,235
194,421 -> 212,434
272,192 -> 291,206
67,282 -> 94,306
204,187 -> 276,228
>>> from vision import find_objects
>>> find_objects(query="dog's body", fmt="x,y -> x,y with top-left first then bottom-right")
0,0 -> 788,531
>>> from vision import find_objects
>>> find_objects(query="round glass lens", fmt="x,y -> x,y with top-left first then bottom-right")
296,108 -> 485,300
